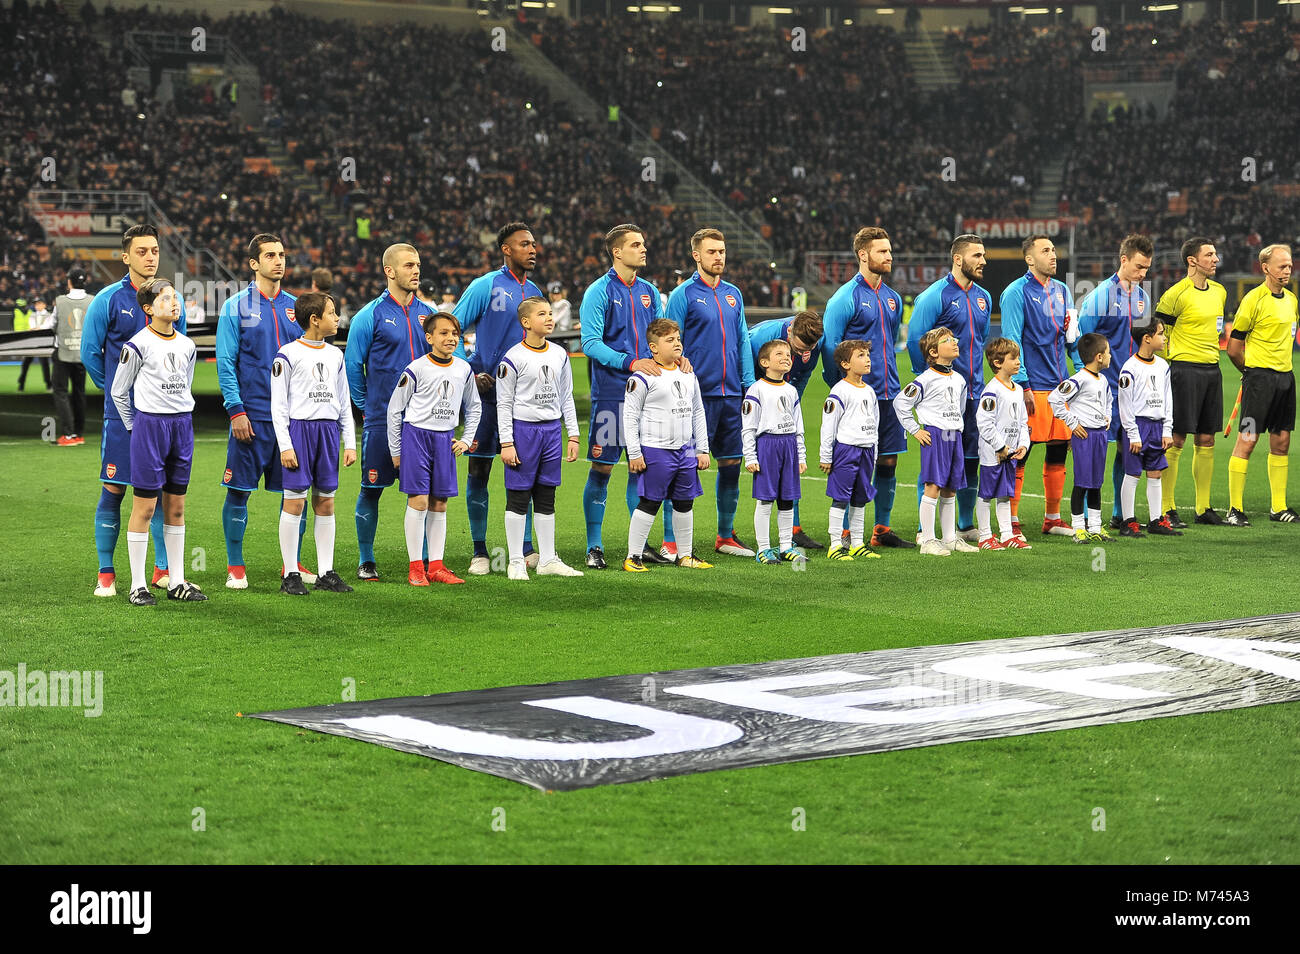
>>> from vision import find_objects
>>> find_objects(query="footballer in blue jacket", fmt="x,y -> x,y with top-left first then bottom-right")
579,224 -> 693,569
662,228 -> 756,559
216,233 -> 303,589
453,223 -> 545,575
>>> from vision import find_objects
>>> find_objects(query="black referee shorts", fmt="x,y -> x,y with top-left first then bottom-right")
1239,367 -> 1296,437
1170,360 -> 1222,435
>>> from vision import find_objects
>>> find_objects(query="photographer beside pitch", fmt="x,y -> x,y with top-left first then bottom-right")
1223,244 -> 1300,525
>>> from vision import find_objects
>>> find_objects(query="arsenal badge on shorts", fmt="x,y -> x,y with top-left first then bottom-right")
223,468 -> 232,483
368,469 -> 378,484
106,463 -> 117,479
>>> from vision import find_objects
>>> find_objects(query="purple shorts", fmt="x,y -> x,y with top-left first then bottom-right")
825,442 -> 877,505
752,433 -> 802,502
638,445 -> 703,502
979,458 -> 1017,500
505,419 -> 563,491
282,419 -> 341,493
1071,426 -> 1109,489
130,411 -> 193,491
1121,417 -> 1169,476
918,428 -> 967,490
398,423 -> 459,498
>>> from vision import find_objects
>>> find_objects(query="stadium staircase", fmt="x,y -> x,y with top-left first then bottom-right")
255,133 -> 351,237
495,21 -> 792,275
1029,158 -> 1067,218
901,30 -> 958,90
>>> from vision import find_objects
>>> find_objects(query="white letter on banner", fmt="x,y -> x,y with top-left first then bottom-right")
933,649 -> 1177,700
330,696 -> 741,760
1150,637 -> 1300,681
666,671 -> 1053,723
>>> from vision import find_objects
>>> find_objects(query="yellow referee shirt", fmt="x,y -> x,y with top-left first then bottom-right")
1155,277 -> 1227,364
1233,282 -> 1298,372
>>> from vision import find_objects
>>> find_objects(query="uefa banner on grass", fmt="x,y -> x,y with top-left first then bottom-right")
252,615 -> 1300,790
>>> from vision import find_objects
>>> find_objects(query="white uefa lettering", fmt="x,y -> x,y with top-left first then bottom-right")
331,696 -> 742,759
1149,637 -> 1300,680
932,648 -> 1178,700
666,671 -> 1054,724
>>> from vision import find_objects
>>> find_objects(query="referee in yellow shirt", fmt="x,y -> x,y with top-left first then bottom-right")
1225,244 -> 1299,524
1154,237 -> 1228,526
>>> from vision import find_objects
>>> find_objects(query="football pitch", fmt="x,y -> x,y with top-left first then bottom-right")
2,355 -> 1298,864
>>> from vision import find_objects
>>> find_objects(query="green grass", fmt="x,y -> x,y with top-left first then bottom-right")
2,354 -> 1298,863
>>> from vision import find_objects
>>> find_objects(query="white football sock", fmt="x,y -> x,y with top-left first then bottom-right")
314,514 -> 335,575
828,503 -> 846,543
425,509 -> 447,562
534,512 -> 556,564
754,501 -> 773,551
280,511 -> 300,578
1148,478 -> 1164,522
164,523 -> 185,587
405,506 -> 426,563
996,499 -> 1013,540
127,530 -> 149,593
505,510 -> 526,563
671,505 -> 693,559
939,495 -> 956,545
919,494 -> 938,543
976,498 -> 992,539
1121,475 -> 1139,521
1087,507 -> 1102,533
628,508 -> 655,560
847,505 -> 865,548
777,506 -> 794,551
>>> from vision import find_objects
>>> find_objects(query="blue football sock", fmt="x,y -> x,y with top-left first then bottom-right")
625,473 -> 640,517
150,507 -> 168,570
792,499 -> 802,530
1111,451 -> 1126,519
222,490 -> 249,567
873,463 -> 897,529
717,464 -> 740,539
94,487 -> 123,572
583,470 -> 611,550
956,459 -> 980,530
523,504 -> 535,555
355,487 -> 383,565
663,499 -> 676,545
466,473 -> 490,558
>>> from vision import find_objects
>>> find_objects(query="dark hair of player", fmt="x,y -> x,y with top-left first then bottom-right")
294,292 -> 334,330
424,312 -> 460,336
691,228 -> 724,250
919,327 -> 953,363
1133,319 -> 1166,344
833,339 -> 869,369
497,222 -> 531,251
121,224 -> 159,252
1119,233 -> 1154,259
247,233 -> 283,262
647,318 -> 680,343
852,227 -> 889,256
135,278 -> 174,310
1077,332 -> 1109,365
951,234 -> 983,261
517,296 -> 548,326
1181,236 -> 1213,268
984,336 -> 1020,369
310,267 -> 334,292
790,310 -> 823,345
758,338 -> 791,368
605,224 -> 644,259
1020,233 -> 1051,256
